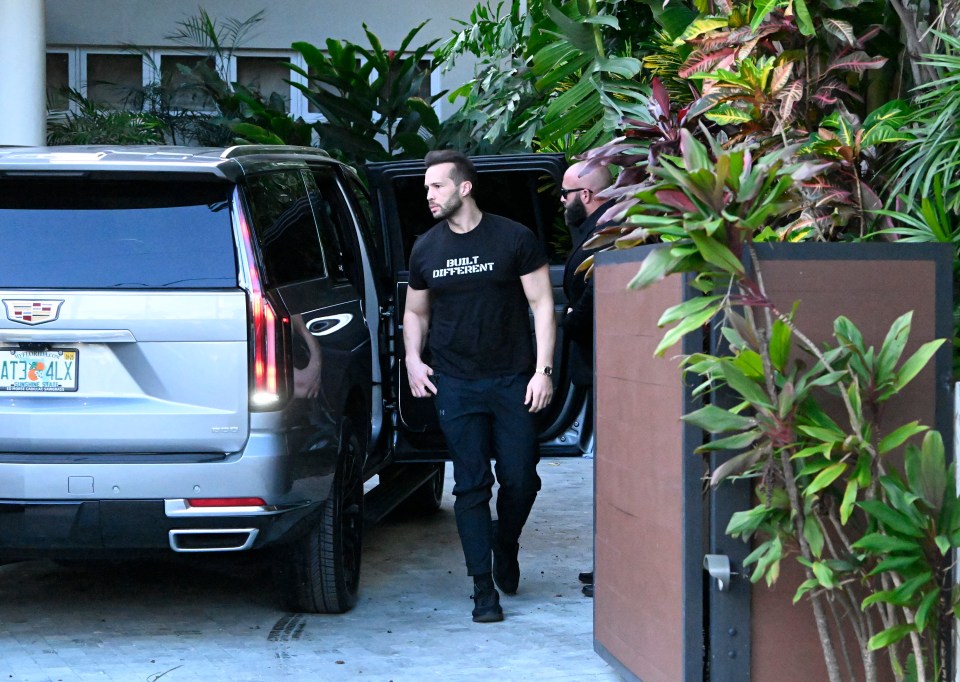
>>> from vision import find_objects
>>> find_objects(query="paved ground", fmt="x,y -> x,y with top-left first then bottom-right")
0,457 -> 618,682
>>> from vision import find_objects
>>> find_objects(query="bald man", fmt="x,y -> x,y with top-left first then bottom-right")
560,161 -> 614,387
561,161 -> 615,244
560,160 -> 614,598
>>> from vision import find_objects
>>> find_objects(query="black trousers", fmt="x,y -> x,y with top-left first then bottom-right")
434,372 -> 542,576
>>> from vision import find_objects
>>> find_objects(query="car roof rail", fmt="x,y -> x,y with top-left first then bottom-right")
221,145 -> 333,161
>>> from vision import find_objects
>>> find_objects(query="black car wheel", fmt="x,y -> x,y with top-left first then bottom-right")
279,419 -> 364,614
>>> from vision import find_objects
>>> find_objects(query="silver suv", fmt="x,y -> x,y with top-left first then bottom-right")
0,145 -> 389,613
0,146 -> 589,614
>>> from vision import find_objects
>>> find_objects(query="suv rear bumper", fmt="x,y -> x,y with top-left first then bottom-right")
0,498 -> 322,559
0,427 -> 336,558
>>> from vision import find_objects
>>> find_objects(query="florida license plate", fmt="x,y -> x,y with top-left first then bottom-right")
0,348 -> 78,392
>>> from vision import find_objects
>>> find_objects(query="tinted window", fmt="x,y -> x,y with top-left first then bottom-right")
245,171 -> 326,287
0,177 -> 237,289
310,169 -> 362,289
345,174 -> 386,277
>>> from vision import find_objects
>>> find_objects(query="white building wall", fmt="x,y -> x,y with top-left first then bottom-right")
44,0 -> 479,117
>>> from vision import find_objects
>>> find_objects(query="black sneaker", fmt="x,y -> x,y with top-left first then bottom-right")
578,571 -> 594,585
472,585 -> 504,623
491,521 -> 520,595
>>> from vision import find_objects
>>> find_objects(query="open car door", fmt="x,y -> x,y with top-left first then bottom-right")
366,154 -> 588,459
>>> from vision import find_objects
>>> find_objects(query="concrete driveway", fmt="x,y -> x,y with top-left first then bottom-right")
0,457 -> 618,681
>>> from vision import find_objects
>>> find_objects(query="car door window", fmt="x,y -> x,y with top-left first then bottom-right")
245,171 -> 326,287
309,168 -> 363,290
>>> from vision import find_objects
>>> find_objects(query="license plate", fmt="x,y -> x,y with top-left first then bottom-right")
0,348 -> 78,392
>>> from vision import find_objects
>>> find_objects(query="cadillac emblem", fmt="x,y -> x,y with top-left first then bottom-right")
3,300 -> 64,326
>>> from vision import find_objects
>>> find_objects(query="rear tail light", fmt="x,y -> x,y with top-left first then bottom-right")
237,205 -> 292,410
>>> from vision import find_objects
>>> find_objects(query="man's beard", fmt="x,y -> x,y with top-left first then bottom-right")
434,192 -> 464,220
564,196 -> 587,229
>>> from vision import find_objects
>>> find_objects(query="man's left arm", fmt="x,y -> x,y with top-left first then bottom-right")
520,263 -> 556,413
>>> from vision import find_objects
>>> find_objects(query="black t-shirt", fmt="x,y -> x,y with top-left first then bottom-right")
408,213 -> 548,379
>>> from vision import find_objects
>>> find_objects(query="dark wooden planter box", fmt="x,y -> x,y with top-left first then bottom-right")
592,243 -> 954,682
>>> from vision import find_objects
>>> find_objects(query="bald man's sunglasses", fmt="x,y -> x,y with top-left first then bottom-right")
559,187 -> 592,198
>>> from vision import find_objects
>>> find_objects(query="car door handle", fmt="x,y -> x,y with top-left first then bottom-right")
0,329 -> 137,343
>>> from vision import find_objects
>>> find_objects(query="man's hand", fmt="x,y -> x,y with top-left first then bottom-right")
406,357 -> 437,398
525,372 -> 553,413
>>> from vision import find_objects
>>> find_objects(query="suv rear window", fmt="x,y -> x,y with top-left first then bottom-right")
0,176 -> 237,289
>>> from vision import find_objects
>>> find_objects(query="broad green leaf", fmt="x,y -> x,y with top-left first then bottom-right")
596,56 -> 642,79
886,572 -> 933,606
935,534 -> 952,555
812,561 -> 839,588
690,230 -> 744,274
805,462 -> 847,497
654,304 -> 718,356
859,500 -> 925,537
793,0 -> 815,35
682,405 -> 756,433
880,477 -> 927,526
906,431 -> 947,511
727,505 -> 771,537
834,316 -> 864,350
879,421 -> 928,454
868,625 -> 915,650
840,480 -> 858,524
749,0 -> 779,33
876,312 -> 912,382
793,578 -> 820,604
867,555 -> 920,576
798,457 -> 833,479
718,362 -> 775,409
851,451 -> 873,487
657,295 -> 724,326
732,349 -> 764,379
628,246 -> 682,290
792,444 -> 832,460
915,589 -> 938,631
852,532 -> 919,554
796,424 -> 846,444
804,516 -> 825,557
888,339 -> 947,397
769,319 -> 792,373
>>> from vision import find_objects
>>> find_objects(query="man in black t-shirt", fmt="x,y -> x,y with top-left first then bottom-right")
404,150 -> 556,623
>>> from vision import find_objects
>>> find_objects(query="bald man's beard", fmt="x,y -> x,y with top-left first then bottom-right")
564,195 -> 588,230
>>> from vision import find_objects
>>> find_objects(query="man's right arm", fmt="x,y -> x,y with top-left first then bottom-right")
402,287 -> 437,397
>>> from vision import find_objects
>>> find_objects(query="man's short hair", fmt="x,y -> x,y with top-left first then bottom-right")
425,149 -> 478,188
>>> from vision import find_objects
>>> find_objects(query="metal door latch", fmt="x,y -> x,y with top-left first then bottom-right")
703,554 -> 737,591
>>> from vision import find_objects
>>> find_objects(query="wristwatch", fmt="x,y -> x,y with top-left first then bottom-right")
535,366 -> 553,377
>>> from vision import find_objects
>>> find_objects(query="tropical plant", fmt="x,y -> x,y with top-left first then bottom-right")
47,89 -> 166,145
437,0 -> 653,155
281,22 -> 446,165
586,128 -> 953,682
886,32 -> 960,214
